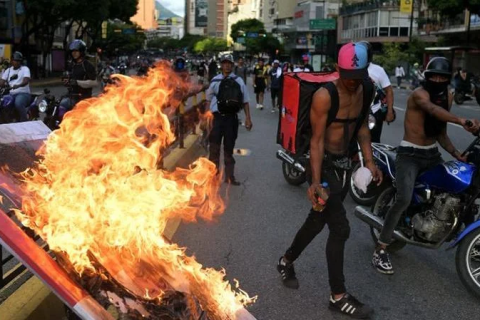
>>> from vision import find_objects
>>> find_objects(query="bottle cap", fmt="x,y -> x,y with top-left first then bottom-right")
322,182 -> 328,188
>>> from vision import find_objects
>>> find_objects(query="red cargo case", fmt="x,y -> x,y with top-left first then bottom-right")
277,72 -> 339,155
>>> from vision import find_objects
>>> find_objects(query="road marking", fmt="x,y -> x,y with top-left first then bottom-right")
393,106 -> 463,128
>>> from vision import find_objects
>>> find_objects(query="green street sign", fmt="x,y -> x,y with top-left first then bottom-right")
309,19 -> 336,30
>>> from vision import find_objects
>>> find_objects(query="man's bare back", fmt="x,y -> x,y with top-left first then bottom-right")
404,87 -> 453,146
313,80 -> 365,155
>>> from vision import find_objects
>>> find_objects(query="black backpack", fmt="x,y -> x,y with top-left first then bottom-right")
213,75 -> 243,114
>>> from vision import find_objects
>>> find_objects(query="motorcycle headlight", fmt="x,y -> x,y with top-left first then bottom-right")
38,100 -> 48,113
368,114 -> 376,130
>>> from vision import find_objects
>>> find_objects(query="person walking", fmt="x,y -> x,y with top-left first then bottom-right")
206,54 -> 253,186
0,52 -> 31,122
395,64 -> 405,88
234,57 -> 248,85
276,42 -> 381,319
252,58 -> 267,110
268,60 -> 282,113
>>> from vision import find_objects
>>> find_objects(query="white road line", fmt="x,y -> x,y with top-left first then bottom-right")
393,106 -> 463,128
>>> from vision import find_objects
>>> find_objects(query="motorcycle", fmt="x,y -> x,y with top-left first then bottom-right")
354,122 -> 480,298
276,149 -> 309,186
118,64 -> 128,75
454,75 -> 480,106
348,114 -> 393,205
0,86 -> 42,124
28,89 -> 57,129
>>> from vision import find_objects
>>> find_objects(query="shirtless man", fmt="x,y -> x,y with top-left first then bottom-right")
372,57 -> 479,275
277,43 -> 381,319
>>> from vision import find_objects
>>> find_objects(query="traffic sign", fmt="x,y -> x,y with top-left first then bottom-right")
246,32 -> 258,38
309,19 -> 336,30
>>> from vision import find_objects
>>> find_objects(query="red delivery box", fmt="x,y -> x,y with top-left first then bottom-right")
277,72 -> 339,155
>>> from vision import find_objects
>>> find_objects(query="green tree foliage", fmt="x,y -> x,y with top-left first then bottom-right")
193,38 -> 228,53
230,19 -> 267,53
98,22 -> 146,54
406,37 -> 427,64
372,43 -> 409,75
427,0 -> 480,18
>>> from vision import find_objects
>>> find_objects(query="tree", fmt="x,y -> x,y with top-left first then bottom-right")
373,43 -> 409,76
406,37 -> 427,64
193,38 -> 228,53
97,22 -> 146,55
231,19 -> 269,54
427,0 -> 480,18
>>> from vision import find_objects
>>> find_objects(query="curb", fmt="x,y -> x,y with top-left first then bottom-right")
0,131 -> 206,319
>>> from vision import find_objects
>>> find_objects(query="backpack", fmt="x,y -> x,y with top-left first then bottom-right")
277,72 -> 374,157
213,75 -> 243,114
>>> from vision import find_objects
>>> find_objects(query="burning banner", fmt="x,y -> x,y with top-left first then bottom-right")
7,63 -> 255,319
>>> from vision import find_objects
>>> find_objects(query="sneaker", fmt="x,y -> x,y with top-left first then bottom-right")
329,293 -> 373,319
256,104 -> 261,109
224,177 -> 241,186
271,108 -> 276,113
259,104 -> 264,110
276,257 -> 299,289
372,249 -> 394,275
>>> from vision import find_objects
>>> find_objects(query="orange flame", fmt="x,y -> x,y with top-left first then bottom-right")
16,63 -> 255,319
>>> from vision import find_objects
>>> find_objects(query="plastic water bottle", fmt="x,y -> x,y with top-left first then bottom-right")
313,182 -> 330,212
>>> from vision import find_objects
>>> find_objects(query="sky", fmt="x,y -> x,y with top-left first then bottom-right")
159,0 -> 185,17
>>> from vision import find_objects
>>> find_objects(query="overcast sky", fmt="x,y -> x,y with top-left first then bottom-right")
160,0 -> 185,17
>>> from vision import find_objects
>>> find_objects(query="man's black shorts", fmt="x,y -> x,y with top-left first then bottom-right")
254,78 -> 266,93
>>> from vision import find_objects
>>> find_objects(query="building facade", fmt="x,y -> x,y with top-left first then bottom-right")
185,0 -> 208,35
131,0 -> 158,30
227,0 -> 258,49
337,0 -> 418,44
155,17 -> 185,39
207,0 -> 228,38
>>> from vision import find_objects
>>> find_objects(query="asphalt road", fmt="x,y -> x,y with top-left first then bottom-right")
174,84 -> 480,320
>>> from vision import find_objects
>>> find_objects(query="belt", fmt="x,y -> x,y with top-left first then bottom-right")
213,111 -> 236,117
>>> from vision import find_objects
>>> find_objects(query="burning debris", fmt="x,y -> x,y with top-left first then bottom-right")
10,63 -> 255,319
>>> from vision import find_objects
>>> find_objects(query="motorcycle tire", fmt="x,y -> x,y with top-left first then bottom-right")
282,161 -> 306,186
454,92 -> 465,105
455,227 -> 480,299
476,91 -> 480,106
348,162 -> 389,206
370,187 -> 406,253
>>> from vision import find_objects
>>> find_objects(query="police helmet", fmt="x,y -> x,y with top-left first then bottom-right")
423,57 -> 452,80
174,56 -> 186,71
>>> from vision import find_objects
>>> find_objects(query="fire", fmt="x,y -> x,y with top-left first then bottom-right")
15,62 -> 255,319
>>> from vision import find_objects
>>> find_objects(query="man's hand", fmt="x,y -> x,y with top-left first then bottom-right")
245,117 -> 253,131
385,109 -> 395,123
11,84 -> 18,90
452,150 -> 468,162
460,118 -> 480,134
307,183 -> 323,207
366,161 -> 383,186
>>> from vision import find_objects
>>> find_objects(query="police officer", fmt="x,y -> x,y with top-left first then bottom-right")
59,39 -> 97,118
206,54 -> 253,185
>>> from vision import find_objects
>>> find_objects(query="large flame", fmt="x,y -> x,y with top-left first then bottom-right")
15,63 -> 255,319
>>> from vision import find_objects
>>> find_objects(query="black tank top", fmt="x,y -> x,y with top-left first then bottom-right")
423,85 -> 448,138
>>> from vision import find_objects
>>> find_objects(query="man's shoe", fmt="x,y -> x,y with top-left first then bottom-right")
372,248 -> 394,275
329,293 -> 373,319
224,177 -> 241,186
259,104 -> 264,110
276,257 -> 299,289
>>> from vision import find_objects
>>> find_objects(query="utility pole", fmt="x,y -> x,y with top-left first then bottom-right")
409,0 -> 415,43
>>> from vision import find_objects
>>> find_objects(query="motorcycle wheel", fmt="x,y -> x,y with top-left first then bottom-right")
454,92 -> 465,105
476,91 -> 480,106
455,227 -> 480,299
348,162 -> 389,206
370,187 -> 406,253
282,162 -> 306,186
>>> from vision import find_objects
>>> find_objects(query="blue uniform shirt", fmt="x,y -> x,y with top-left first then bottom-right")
207,73 -> 250,113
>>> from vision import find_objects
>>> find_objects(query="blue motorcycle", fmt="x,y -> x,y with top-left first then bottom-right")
355,135 -> 480,298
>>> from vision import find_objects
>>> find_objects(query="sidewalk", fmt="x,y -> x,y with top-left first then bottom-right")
30,77 -> 63,88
